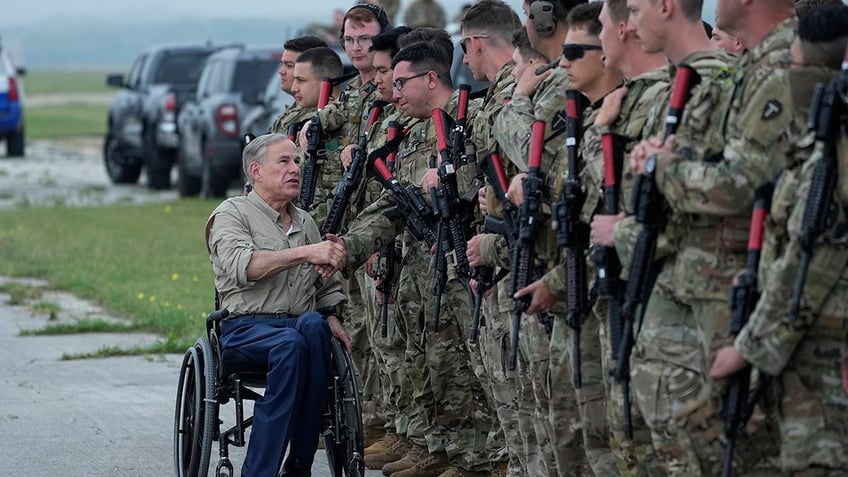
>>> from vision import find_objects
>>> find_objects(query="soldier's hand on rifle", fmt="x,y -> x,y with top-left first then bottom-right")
421,167 -> 440,191
595,87 -> 628,127
364,252 -> 379,277
590,212 -> 626,247
710,345 -> 749,380
515,63 -> 553,98
506,173 -> 527,207
514,279 -> 557,314
478,186 -> 488,215
341,144 -> 357,171
297,121 -> 310,149
466,234 -> 485,267
630,135 -> 676,174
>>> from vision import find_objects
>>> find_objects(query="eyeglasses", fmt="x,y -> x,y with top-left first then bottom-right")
392,71 -> 430,91
460,33 -> 491,54
561,43 -> 603,61
342,35 -> 374,47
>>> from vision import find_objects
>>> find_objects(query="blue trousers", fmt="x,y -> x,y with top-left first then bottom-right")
220,312 -> 331,477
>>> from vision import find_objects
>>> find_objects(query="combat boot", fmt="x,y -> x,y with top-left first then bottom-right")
489,462 -> 509,477
390,451 -> 451,477
436,466 -> 490,477
365,432 -> 401,456
380,444 -> 429,475
365,434 -> 413,470
364,426 -> 388,448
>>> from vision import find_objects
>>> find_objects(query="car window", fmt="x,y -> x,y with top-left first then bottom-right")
154,51 -> 212,86
127,53 -> 147,89
197,60 -> 224,97
0,50 -> 8,76
232,59 -> 279,102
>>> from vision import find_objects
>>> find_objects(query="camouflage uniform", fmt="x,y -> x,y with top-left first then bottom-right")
616,23 -> 801,475
270,102 -> 315,138
315,76 -> 384,431
344,90 -> 497,471
402,0 -> 447,29
576,68 -> 671,477
494,67 -> 587,476
465,62 -> 525,475
735,102 -> 848,475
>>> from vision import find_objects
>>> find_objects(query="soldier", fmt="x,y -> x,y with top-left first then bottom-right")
616,0 -> 803,471
495,0 -> 589,475
270,36 -> 328,135
297,3 -> 393,446
456,1 -> 522,475
341,42 -> 495,477
403,0 -> 448,29
280,48 -> 343,146
710,4 -> 848,474
709,26 -> 744,55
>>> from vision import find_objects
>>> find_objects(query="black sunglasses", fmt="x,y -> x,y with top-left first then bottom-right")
561,43 -> 603,61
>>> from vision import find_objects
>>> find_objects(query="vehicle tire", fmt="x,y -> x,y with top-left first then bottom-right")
144,128 -> 173,190
104,132 -> 142,184
176,149 -> 201,197
7,127 -> 24,157
200,151 -> 229,199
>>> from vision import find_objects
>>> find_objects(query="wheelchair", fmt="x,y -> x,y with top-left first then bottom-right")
173,309 -> 365,477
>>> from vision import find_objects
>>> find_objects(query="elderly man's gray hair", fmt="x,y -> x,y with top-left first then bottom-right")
242,133 -> 290,186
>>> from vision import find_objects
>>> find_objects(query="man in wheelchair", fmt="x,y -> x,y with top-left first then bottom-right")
205,133 -> 352,477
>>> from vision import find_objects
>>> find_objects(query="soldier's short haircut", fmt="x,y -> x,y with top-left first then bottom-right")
604,0 -> 629,23
513,26 -> 549,62
460,0 -> 521,44
283,36 -> 328,54
398,27 -> 455,60
797,3 -> 848,69
676,0 -> 704,23
370,25 -> 414,56
391,42 -> 453,88
566,2 -> 603,36
296,47 -> 344,80
795,0 -> 844,17
242,134 -> 290,185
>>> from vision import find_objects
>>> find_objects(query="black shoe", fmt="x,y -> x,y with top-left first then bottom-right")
278,455 -> 313,477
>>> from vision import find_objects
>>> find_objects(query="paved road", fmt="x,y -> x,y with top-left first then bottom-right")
0,277 -> 384,477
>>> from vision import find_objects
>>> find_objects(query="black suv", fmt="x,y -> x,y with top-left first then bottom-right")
175,44 -> 283,197
104,42 -> 235,189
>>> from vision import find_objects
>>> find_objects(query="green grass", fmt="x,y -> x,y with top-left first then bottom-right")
23,70 -> 115,95
0,199 -> 221,352
25,104 -> 107,140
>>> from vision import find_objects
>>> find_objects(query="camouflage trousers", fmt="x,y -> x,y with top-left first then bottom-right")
346,270 -> 384,428
593,299 -> 665,477
479,287 -> 528,476
396,246 -> 496,471
631,287 -> 781,476
548,310 -> 609,476
515,308 -> 560,477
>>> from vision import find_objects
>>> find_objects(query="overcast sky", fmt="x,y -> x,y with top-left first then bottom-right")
1,0 -> 526,26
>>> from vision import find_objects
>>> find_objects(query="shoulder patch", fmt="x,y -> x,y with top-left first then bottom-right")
762,99 -> 783,120
551,110 -> 567,133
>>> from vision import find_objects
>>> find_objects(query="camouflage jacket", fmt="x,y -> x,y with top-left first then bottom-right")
343,89 -> 481,274
270,102 -> 314,139
309,76 -> 380,227
403,0 -> 447,29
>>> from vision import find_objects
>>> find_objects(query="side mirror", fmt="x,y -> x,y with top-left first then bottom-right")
106,73 -> 125,88
15,67 -> 26,76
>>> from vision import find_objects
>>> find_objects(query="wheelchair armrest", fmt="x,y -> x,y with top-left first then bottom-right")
206,309 -> 229,335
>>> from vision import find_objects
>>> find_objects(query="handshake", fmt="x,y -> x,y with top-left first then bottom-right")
308,233 -> 347,278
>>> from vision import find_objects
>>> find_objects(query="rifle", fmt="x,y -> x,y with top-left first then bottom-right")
375,121 -> 403,339
321,100 -> 388,236
552,89 -> 591,389
371,157 -> 438,247
720,182 -> 774,477
788,68 -> 845,322
613,64 -> 701,439
429,98 -> 474,332
299,77 -> 333,210
508,120 -> 548,370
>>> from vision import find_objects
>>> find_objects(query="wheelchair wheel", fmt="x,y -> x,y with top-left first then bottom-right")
174,338 -> 217,477
323,338 -> 365,477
